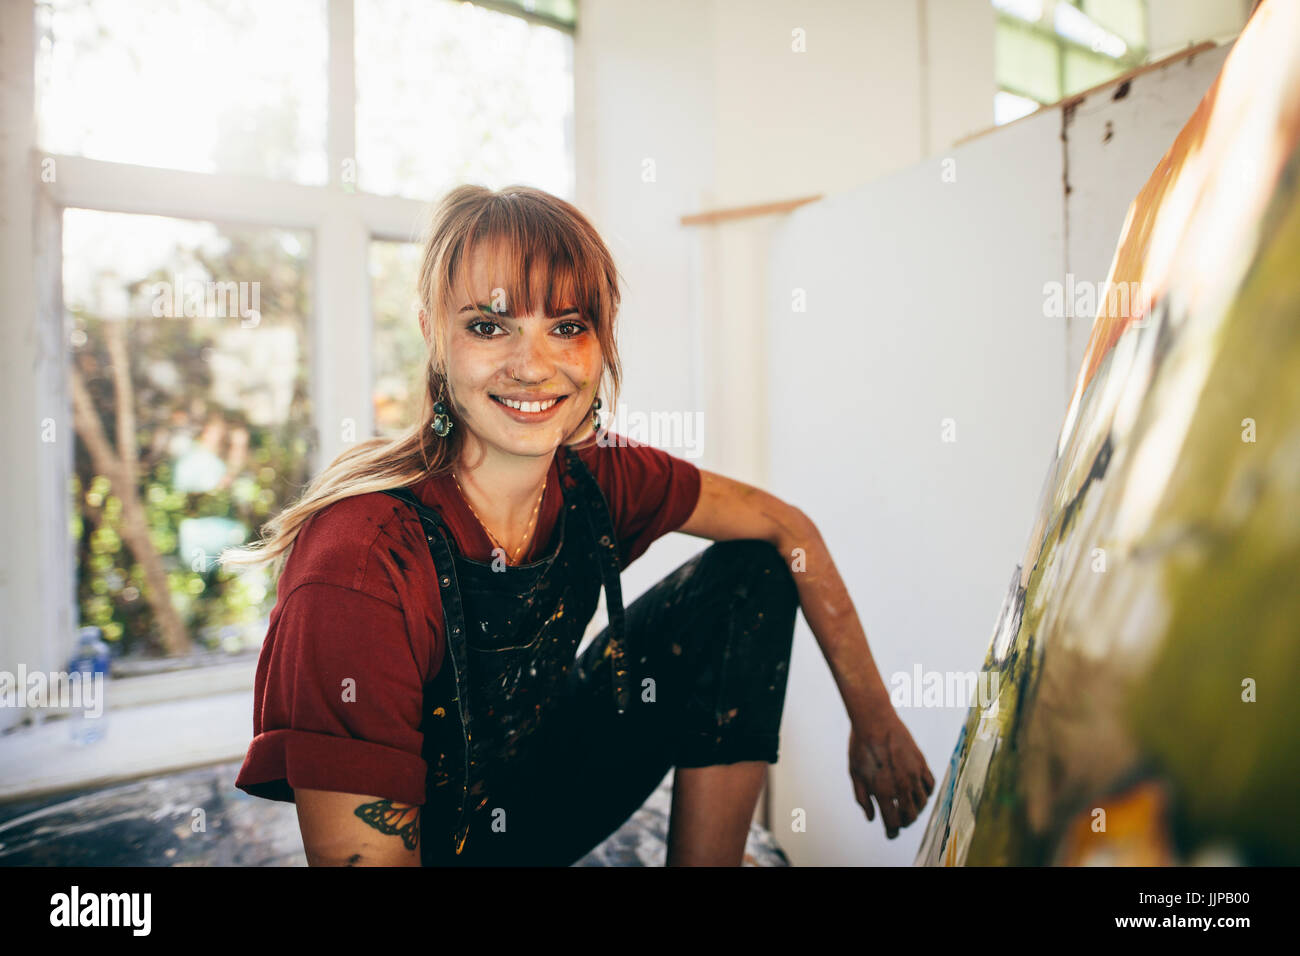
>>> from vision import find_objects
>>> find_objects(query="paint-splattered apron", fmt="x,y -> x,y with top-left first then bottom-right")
381,447 -> 630,863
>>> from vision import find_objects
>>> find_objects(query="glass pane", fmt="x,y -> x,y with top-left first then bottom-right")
992,0 -> 1046,23
63,209 -> 313,665
996,18 -> 1062,102
1063,48 -> 1125,95
355,0 -> 575,200
370,240 -> 426,438
36,0 -> 328,184
995,90 -> 1041,125
1054,0 -> 1129,59
1082,0 -> 1146,52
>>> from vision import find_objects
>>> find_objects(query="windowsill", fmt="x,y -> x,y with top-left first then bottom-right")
106,657 -> 257,709
0,679 -> 256,805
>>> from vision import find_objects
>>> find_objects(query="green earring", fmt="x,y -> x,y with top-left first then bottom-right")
591,397 -> 602,430
432,400 -> 454,438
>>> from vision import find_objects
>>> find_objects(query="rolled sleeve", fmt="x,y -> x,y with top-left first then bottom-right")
238,729 -> 427,805
235,582 -> 429,805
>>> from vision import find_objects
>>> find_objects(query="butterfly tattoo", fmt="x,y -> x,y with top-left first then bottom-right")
354,799 -> 421,851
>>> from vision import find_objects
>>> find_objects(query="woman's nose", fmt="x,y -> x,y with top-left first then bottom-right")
505,323 -> 557,381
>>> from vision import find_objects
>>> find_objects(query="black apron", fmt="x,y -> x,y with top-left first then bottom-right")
381,447 -> 631,862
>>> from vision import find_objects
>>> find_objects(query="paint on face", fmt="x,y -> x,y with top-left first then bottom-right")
443,241 -> 604,464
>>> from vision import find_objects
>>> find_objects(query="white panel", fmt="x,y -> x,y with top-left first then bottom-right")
765,107 -> 1067,865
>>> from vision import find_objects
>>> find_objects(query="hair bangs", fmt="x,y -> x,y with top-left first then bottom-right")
448,203 -> 604,329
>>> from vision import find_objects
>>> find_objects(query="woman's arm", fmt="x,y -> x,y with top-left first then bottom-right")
295,789 -> 422,866
676,469 -> 893,725
676,468 -> 935,837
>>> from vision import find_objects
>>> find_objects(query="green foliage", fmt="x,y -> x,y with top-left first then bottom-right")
69,226 -> 312,660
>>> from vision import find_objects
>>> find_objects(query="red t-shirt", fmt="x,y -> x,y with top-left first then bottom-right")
235,433 -> 702,806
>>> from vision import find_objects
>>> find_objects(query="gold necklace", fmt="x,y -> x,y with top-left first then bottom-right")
452,470 -> 548,565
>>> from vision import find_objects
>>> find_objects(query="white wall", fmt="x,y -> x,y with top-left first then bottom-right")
699,0 -> 996,486
708,0 -> 996,208
1147,0 -> 1251,59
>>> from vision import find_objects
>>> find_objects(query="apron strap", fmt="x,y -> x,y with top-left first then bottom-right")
380,484 -> 475,854
561,447 -> 633,715
379,486 -> 445,532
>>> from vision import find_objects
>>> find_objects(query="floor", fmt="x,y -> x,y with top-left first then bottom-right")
0,759 -> 791,867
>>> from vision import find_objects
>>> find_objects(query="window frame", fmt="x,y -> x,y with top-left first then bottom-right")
995,0 -> 1149,112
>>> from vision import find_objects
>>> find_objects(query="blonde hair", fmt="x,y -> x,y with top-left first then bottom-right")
221,184 -> 625,578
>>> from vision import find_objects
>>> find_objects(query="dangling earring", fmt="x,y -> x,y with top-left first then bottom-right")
591,397 -> 602,431
432,401 -> 453,437
431,382 -> 454,438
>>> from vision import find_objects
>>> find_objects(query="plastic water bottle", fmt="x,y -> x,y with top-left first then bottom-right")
68,626 -> 110,746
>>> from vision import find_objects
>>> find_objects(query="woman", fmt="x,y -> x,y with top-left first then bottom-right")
226,184 -> 933,867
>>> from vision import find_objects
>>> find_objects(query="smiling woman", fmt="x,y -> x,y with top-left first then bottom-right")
221,183 -> 932,867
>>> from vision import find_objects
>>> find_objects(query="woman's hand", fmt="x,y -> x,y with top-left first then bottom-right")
849,713 -> 935,839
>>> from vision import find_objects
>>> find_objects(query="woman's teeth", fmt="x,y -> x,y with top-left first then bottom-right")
493,395 -> 563,413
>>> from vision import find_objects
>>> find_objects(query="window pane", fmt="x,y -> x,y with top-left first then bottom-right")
371,240 -> 426,438
63,210 -> 313,664
1063,48 -> 1125,95
1083,0 -> 1146,52
996,18 -> 1062,103
995,89 -> 1041,125
355,0 -> 575,200
36,0 -> 328,184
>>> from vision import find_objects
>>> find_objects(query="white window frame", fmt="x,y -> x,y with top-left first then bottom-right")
994,0 -> 1149,108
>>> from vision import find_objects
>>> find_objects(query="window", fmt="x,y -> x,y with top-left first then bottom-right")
355,0 -> 575,200
30,0 -> 576,685
63,210 -> 313,661
36,0 -> 329,183
370,239 -> 425,437
993,0 -> 1148,124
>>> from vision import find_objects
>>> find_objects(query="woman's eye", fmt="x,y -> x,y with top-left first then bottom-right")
467,319 -> 586,338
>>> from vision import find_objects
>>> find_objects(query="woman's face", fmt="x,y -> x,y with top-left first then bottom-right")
428,242 -> 603,464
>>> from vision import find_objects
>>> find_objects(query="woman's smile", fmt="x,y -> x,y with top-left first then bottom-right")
488,392 -> 570,423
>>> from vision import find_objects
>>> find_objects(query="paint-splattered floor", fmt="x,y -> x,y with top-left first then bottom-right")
0,761 -> 790,867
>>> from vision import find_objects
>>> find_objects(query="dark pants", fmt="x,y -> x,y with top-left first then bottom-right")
426,539 -> 800,866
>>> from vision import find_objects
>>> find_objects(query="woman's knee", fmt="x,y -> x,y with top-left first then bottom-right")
700,539 -> 799,611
